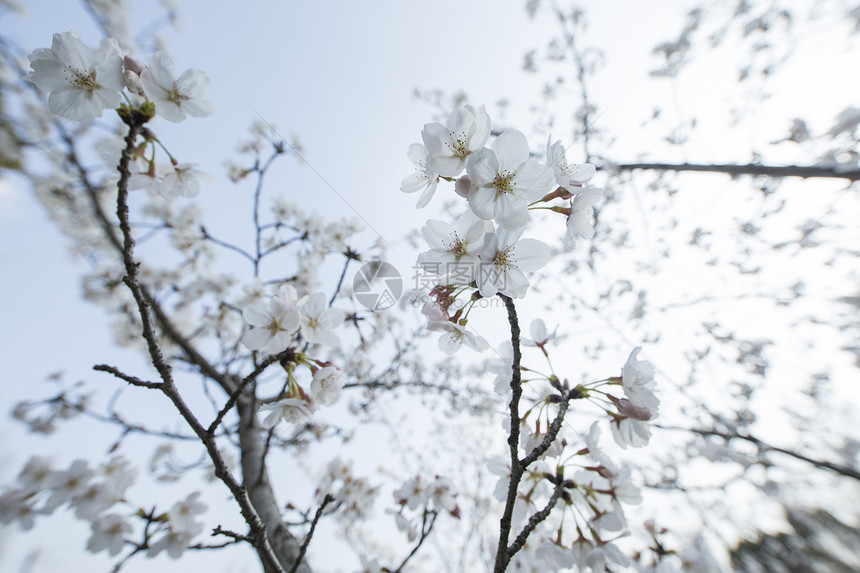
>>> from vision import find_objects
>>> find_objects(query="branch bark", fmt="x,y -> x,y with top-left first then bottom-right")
614,162 -> 860,181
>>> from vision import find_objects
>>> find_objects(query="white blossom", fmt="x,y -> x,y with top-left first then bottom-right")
27,31 -> 124,122
310,366 -> 346,406
622,346 -> 659,415
476,227 -> 550,299
259,398 -> 314,428
417,212 -> 491,284
299,293 -> 344,347
168,491 -> 206,534
241,294 -> 300,354
427,320 -> 488,354
466,130 -> 556,230
86,513 -> 130,556
565,187 -> 604,245
546,135 -> 596,189
141,51 -> 214,122
400,143 -> 440,208
421,105 -> 491,177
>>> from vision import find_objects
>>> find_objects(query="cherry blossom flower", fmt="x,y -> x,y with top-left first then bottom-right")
622,346 -> 659,414
586,541 -> 631,570
310,366 -> 346,406
27,31 -> 124,122
44,459 -> 93,511
522,318 -> 558,348
86,513 -> 130,556
417,212 -> 491,284
17,456 -> 53,493
421,105 -> 491,177
393,476 -> 426,510
546,135 -> 596,189
565,187 -> 604,245
466,130 -> 556,230
610,416 -> 651,449
400,143 -> 439,208
100,456 -> 136,498
388,508 -> 419,541
241,294 -> 300,354
487,341 -> 515,394
0,490 -> 38,530
71,481 -> 114,519
427,320 -> 488,354
427,477 -> 456,512
299,293 -> 344,346
475,227 -> 550,299
160,163 -> 211,200
168,491 -> 206,534
259,398 -> 313,428
583,421 -> 618,474
140,51 -> 214,123
147,528 -> 198,559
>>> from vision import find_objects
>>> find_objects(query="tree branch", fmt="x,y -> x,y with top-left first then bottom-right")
287,495 -> 334,573
494,294 -> 524,573
93,364 -> 163,389
659,424 -> 860,482
614,162 -> 860,181
506,483 -> 565,560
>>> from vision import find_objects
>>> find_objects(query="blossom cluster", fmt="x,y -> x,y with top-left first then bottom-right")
27,31 -> 212,124
389,474 -> 458,541
240,283 -> 348,427
401,105 -> 602,353
316,458 -> 378,522
27,30 -> 214,200
0,455 -> 206,559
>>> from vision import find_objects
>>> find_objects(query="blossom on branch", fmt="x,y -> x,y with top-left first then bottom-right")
27,31 -> 124,122
475,227 -> 550,299
400,143 -> 439,208
421,104 -> 491,177
466,129 -> 556,230
141,51 -> 214,123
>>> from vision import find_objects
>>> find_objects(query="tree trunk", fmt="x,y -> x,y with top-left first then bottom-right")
238,395 -> 312,573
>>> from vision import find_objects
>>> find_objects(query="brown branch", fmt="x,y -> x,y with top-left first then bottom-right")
494,294 -> 524,573
520,393 -> 571,468
392,509 -> 438,573
659,424 -> 860,482
93,364 -> 162,389
288,495 -> 334,573
112,111 -> 287,573
506,483 -> 565,560
208,353 -> 281,434
615,162 -> 860,181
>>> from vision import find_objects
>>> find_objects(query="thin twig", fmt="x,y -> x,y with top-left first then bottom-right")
506,483 -> 565,559
93,364 -> 163,389
288,495 -> 334,573
208,353 -> 281,434
393,509 -> 438,573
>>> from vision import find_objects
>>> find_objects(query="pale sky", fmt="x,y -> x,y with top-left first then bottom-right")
1,1 -> 858,572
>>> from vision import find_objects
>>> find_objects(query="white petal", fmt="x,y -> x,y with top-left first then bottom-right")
492,130 -> 529,171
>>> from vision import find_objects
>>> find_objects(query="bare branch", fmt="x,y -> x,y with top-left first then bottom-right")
494,293 -> 524,573
506,483 -> 565,560
93,364 -> 163,389
615,162 -> 860,181
393,509 -> 438,573
288,495 -> 334,573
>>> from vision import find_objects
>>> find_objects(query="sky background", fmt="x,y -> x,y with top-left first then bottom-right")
1,0 -> 858,572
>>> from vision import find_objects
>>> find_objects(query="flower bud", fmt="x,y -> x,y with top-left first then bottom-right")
454,175 -> 472,198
